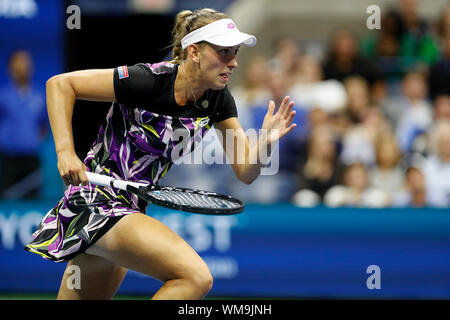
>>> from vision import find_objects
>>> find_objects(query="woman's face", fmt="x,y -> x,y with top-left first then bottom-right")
197,43 -> 240,90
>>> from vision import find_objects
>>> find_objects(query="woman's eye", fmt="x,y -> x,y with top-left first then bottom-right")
217,47 -> 239,57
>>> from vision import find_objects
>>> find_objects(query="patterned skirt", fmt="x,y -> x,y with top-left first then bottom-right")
25,183 -> 145,263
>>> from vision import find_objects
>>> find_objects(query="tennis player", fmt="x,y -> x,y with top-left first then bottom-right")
25,8 -> 296,299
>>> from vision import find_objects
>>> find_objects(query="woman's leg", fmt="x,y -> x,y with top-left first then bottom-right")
85,213 -> 213,300
57,253 -> 128,300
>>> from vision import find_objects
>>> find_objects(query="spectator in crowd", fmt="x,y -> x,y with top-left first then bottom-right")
292,54 -> 323,85
360,9 -> 405,80
392,166 -> 427,207
230,55 -> 271,129
428,36 -> 450,101
0,50 -> 48,199
250,69 -> 306,173
383,71 -> 432,153
230,69 -> 302,203
395,0 -> 440,67
361,9 -> 403,58
335,77 -> 376,166
292,125 -> 343,207
433,94 -> 450,121
289,54 -> 347,149
324,162 -> 389,208
341,76 -> 371,125
268,37 -> 300,87
340,106 -> 391,167
322,28 -> 383,88
337,75 -> 392,167
290,54 -> 347,115
370,134 -> 404,195
421,120 -> 450,207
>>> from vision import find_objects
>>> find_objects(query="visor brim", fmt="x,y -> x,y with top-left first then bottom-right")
205,32 -> 257,48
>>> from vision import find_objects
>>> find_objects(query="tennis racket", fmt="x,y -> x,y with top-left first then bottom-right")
85,171 -> 244,215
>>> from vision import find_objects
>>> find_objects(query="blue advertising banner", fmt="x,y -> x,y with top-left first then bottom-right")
1,201 -> 450,299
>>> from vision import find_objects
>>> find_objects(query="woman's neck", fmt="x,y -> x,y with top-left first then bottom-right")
175,62 -> 206,106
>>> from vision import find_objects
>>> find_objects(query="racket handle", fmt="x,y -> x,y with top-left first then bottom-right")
85,171 -> 148,191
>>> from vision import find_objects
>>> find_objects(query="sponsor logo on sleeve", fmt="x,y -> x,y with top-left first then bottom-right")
117,66 -> 129,79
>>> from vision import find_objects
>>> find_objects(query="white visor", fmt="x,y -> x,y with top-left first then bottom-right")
181,18 -> 257,50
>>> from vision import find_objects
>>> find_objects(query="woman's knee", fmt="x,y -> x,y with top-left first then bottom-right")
87,213 -> 213,296
182,260 -> 214,297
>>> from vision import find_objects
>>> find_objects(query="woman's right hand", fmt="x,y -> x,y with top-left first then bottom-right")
57,150 -> 89,186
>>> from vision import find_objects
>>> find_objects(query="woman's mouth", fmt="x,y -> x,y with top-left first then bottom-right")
219,73 -> 231,82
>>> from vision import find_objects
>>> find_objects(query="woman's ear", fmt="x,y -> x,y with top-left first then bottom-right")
187,44 -> 201,64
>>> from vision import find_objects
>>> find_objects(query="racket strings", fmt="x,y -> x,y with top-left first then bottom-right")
150,189 -> 241,209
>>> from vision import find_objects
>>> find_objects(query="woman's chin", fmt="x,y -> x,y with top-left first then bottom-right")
211,81 -> 227,90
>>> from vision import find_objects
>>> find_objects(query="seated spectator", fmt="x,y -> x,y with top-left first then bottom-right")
395,0 -> 440,67
361,9 -> 402,58
376,0 -> 439,71
370,134 -> 404,195
290,54 -> 347,115
292,125 -> 343,207
230,69 -> 303,204
341,76 -> 371,125
340,107 -> 391,167
323,28 -> 383,88
360,9 -> 404,80
250,69 -> 308,172
230,55 -> 271,130
267,37 -> 300,87
324,162 -> 390,208
392,166 -> 427,207
383,71 -> 432,152
292,54 -> 324,85
340,125 -> 375,166
421,120 -> 450,207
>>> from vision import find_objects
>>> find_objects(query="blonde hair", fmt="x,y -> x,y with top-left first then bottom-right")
171,8 -> 228,64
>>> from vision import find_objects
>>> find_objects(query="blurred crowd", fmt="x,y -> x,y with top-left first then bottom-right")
225,0 -> 450,208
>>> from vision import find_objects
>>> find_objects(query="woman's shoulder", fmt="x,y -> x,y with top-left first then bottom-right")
142,61 -> 177,75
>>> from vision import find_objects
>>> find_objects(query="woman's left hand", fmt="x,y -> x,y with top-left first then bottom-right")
261,96 -> 296,145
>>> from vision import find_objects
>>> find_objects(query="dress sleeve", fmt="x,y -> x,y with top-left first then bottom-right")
113,63 -> 156,106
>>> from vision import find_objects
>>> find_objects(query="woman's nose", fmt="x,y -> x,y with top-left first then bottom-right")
229,56 -> 238,69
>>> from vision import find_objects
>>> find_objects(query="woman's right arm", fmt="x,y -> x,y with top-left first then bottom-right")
46,69 -> 115,186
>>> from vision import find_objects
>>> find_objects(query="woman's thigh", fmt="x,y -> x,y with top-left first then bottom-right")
57,253 -> 128,300
85,212 -> 211,284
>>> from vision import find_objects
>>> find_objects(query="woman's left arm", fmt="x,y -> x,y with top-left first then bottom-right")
214,96 -> 296,184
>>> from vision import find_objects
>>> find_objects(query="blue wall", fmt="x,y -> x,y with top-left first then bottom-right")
1,201 -> 449,299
